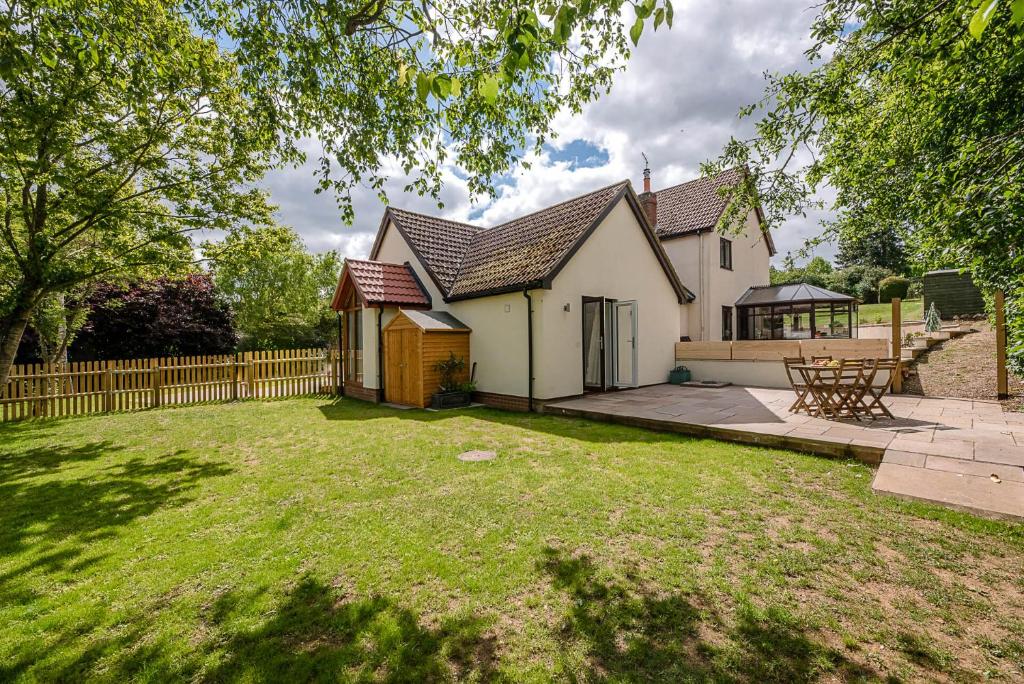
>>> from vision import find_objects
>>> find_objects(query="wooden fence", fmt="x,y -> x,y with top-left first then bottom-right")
1,348 -> 340,422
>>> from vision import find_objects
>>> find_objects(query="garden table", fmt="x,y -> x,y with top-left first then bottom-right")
791,363 -> 872,420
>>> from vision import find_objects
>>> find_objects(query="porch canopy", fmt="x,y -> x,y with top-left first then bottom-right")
735,283 -> 858,340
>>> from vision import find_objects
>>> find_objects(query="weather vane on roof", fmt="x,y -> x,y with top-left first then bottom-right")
642,152 -> 650,179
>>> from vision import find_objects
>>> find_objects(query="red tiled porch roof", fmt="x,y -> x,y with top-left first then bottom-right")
330,259 -> 431,310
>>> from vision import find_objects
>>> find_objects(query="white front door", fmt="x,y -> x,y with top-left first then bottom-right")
612,300 -> 638,387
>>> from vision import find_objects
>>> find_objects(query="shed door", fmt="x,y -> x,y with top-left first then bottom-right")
385,328 -> 422,406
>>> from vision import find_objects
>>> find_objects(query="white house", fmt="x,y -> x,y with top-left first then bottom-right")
330,169 -> 773,411
637,167 -> 776,342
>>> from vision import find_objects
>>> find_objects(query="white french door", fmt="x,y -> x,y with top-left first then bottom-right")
612,300 -> 638,387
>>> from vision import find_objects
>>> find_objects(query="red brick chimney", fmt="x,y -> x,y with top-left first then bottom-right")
639,162 -> 657,228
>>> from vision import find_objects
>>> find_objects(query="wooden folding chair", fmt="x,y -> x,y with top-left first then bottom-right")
783,356 -> 811,412
839,359 -> 879,420
830,359 -> 868,420
862,358 -> 899,419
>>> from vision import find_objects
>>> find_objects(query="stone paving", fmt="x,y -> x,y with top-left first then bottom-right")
545,384 -> 1024,521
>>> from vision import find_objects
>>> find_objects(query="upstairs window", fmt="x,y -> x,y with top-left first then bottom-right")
720,237 -> 733,270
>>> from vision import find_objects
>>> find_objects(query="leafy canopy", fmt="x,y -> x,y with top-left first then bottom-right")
705,0 -> 1024,369
185,0 -> 675,218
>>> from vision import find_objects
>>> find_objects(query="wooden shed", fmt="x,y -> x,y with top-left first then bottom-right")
382,310 -> 471,407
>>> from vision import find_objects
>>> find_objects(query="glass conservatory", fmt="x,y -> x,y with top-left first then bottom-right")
735,283 -> 859,341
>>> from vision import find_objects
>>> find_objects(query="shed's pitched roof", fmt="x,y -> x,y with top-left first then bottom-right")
372,181 -> 694,303
654,168 -> 776,255
330,258 -> 431,310
399,309 -> 471,332
734,283 -> 856,307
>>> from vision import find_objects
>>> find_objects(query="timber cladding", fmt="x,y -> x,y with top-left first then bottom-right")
676,338 -> 890,362
923,270 -> 985,318
382,310 -> 471,408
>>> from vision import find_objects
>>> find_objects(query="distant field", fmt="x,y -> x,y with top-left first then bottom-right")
859,298 -> 923,324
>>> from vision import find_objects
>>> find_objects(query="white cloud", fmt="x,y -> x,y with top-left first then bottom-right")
261,0 -> 834,264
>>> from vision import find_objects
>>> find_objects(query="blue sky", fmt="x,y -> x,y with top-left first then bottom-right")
259,0 -> 835,266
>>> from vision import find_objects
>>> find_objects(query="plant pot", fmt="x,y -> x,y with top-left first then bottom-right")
668,369 -> 691,384
430,390 -> 472,409
911,339 -> 929,349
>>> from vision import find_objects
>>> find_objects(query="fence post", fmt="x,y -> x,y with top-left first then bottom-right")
231,354 -> 240,401
246,351 -> 255,399
891,297 -> 903,393
152,360 -> 162,408
103,365 -> 114,412
996,290 -> 1008,400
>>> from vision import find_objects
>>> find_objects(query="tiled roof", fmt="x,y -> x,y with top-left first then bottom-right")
375,181 -> 692,303
448,181 -> 630,298
332,258 -> 430,309
386,209 -> 480,293
654,168 -> 743,239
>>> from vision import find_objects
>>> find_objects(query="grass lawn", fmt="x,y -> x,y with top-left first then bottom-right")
2,398 -> 1023,682
859,298 -> 924,325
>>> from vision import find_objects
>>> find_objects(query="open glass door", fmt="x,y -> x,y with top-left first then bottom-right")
612,300 -> 638,387
582,296 -> 605,390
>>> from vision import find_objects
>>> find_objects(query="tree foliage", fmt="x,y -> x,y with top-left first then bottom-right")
2,0 -> 673,387
204,226 -> 341,351
184,0 -> 675,215
835,224 -> 908,275
705,0 -> 1024,370
0,0 -> 274,385
70,276 -> 237,360
771,255 -> 834,288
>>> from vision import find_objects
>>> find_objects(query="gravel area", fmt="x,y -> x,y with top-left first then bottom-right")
904,323 -> 1022,410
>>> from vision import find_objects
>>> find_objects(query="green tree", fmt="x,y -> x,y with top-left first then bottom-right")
1,0 -> 676,388
704,0 -> 1024,370
204,226 -> 342,350
770,255 -> 833,288
835,224 -> 908,275
0,0 -> 275,387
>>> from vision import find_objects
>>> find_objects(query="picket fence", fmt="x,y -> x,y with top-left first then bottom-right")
1,348 -> 340,422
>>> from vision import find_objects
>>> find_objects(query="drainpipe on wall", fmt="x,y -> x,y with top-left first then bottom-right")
376,307 -> 384,402
698,231 -> 706,340
522,289 -> 534,412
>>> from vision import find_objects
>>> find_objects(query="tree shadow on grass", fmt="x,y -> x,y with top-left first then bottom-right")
538,546 -> 887,683
0,440 -> 233,598
204,576 -> 498,682
3,575 -> 500,682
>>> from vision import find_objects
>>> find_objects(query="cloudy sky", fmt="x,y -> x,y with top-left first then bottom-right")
262,0 -> 835,265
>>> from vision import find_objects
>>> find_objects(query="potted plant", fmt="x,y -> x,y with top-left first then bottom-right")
668,364 -> 691,384
430,353 -> 473,409
910,331 -> 929,349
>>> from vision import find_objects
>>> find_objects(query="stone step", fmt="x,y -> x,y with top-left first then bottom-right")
872,455 -> 1024,521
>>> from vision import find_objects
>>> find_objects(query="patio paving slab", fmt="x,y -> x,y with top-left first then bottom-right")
545,384 -> 1024,521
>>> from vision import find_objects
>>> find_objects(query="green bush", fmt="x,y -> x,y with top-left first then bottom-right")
824,265 -> 892,304
878,275 -> 911,303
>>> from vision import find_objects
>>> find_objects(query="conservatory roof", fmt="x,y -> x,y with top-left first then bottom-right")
734,283 -> 857,307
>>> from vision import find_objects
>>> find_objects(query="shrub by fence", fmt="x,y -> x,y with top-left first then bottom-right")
1,348 -> 339,422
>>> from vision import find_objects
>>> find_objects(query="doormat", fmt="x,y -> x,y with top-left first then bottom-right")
680,380 -> 732,389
